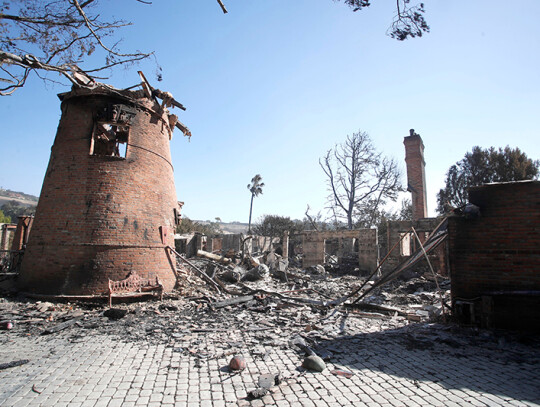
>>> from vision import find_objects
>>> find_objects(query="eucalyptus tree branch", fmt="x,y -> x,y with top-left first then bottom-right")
216,0 -> 228,14
70,0 -> 148,58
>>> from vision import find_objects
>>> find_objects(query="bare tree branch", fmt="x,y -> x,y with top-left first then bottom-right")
0,51 -> 82,93
80,0 -> 98,8
0,14 -> 79,26
0,0 -> 152,95
320,130 -> 403,229
70,0 -> 147,58
216,0 -> 228,14
304,205 -> 320,231
0,65 -> 30,95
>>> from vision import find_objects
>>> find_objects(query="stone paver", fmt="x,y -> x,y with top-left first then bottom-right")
1,325 -> 539,407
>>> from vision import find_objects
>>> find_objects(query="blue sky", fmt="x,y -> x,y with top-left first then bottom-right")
1,0 -> 539,223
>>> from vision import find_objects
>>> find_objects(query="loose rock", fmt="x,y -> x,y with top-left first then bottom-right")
229,355 -> 246,371
302,355 -> 326,372
258,373 -> 281,389
247,388 -> 268,399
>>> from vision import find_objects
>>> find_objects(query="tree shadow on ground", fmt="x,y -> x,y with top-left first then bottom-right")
312,323 -> 540,404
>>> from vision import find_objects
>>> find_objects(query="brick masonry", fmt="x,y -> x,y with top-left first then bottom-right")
10,216 -> 33,251
0,224 -> 16,250
18,87 -> 179,295
404,131 -> 427,221
384,218 -> 446,274
448,181 -> 540,331
302,229 -> 378,272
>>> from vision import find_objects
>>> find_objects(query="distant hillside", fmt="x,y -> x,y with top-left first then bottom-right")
0,188 -> 38,208
0,188 -> 38,202
196,220 -> 249,234
220,222 -> 249,234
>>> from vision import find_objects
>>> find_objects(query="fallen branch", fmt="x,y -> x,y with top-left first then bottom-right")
0,359 -> 29,370
166,246 -> 222,293
197,249 -> 232,265
346,310 -> 387,319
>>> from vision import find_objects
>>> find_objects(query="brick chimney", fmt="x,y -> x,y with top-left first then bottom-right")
404,129 -> 427,221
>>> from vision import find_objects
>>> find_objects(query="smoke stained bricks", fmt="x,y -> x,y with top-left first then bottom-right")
18,85 -> 182,295
448,181 -> 540,331
404,129 -> 427,221
302,229 -> 378,272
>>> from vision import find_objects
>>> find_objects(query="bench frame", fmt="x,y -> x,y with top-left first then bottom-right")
108,272 -> 163,307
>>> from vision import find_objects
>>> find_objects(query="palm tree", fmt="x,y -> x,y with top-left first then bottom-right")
247,174 -> 264,233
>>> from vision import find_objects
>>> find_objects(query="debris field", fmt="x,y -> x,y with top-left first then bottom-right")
1,258 -> 539,406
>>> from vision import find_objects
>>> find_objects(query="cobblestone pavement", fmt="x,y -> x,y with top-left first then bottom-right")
1,322 -> 539,407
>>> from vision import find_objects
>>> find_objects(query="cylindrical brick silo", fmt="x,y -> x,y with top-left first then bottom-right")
18,85 -> 183,295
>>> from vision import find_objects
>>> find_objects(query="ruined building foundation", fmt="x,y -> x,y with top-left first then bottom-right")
18,85 -> 183,295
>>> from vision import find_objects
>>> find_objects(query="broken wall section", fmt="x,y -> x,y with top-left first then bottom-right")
384,218 -> 447,275
0,223 -> 16,251
10,216 -> 33,251
0,217 -> 33,274
302,229 -> 378,273
448,181 -> 540,332
174,233 -> 279,257
174,233 -> 201,257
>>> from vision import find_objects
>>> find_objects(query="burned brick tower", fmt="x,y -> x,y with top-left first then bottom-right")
404,129 -> 427,221
18,84 -> 188,295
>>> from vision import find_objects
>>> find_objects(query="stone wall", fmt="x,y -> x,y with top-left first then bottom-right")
384,218 -> 445,273
302,229 -> 378,272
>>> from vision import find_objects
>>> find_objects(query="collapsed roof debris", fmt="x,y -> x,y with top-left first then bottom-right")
1,252 -> 539,404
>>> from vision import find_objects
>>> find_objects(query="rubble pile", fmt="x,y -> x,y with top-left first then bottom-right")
1,254 -> 448,351
1,254 -> 539,404
0,286 -> 537,372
